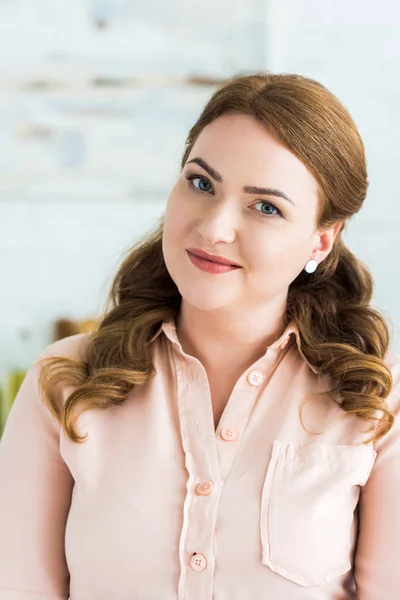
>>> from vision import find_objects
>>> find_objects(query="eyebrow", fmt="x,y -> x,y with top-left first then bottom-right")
186,157 -> 296,206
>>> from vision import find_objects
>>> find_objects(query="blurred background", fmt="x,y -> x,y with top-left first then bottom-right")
0,0 -> 399,436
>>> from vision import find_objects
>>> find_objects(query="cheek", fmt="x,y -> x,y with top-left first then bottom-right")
163,203 -> 192,267
244,233 -> 285,264
164,193 -> 192,237
246,231 -> 310,273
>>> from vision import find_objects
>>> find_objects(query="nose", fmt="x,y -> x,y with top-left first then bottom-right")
196,201 -> 237,245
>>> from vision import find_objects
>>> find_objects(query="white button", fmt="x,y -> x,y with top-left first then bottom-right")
220,427 -> 238,441
190,553 -> 208,571
247,369 -> 264,386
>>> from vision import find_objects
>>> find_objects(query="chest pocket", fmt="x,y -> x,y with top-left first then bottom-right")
260,440 -> 377,587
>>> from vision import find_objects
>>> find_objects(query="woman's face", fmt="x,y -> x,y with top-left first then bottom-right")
162,112 -> 330,313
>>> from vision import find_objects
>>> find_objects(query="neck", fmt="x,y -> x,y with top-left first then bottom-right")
175,298 -> 288,375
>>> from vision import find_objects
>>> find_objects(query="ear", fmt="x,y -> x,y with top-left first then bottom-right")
311,221 -> 343,263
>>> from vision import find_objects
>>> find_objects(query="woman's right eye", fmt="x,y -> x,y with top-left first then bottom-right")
185,175 -> 214,194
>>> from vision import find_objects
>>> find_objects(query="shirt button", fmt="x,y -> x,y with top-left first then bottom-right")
190,553 -> 208,571
247,369 -> 264,386
195,481 -> 214,496
220,427 -> 238,441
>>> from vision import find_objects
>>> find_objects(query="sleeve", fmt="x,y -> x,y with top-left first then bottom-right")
0,350 -> 74,599
354,358 -> 400,599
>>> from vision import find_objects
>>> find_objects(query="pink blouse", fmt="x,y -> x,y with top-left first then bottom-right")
0,317 -> 399,599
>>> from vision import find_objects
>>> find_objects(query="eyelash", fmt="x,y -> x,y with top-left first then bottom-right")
185,174 -> 283,218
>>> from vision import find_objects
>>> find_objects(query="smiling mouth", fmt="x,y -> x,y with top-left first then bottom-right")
186,251 -> 243,275
187,251 -> 241,268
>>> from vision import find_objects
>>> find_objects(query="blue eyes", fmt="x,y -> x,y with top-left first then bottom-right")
185,174 -> 283,218
188,175 -> 212,194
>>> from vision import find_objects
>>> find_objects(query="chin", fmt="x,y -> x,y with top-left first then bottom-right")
178,284 -> 233,312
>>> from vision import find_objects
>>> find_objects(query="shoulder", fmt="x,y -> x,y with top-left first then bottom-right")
30,333 -> 94,416
34,332 -> 93,367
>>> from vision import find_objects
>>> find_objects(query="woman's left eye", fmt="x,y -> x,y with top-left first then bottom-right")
253,201 -> 282,217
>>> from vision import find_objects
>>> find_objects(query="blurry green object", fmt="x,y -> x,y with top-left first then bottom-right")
0,326 -> 33,438
0,370 -> 27,437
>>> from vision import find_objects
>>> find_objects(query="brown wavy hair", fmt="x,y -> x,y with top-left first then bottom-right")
38,71 -> 395,445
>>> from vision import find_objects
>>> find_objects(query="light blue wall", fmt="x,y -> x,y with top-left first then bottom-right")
1,0 -> 399,382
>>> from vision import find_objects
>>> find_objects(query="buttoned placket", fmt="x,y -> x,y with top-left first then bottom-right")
170,336 -> 289,600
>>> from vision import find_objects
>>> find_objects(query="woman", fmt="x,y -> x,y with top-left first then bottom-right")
0,72 -> 399,599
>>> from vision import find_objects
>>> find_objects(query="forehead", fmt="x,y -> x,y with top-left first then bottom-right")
188,113 -> 320,209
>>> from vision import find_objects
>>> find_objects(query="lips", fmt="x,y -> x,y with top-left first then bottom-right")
187,248 -> 241,267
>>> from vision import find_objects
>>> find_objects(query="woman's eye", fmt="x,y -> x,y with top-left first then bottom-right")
186,175 -> 213,194
253,201 -> 282,217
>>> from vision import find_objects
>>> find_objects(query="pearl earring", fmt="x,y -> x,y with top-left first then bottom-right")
304,259 -> 318,273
